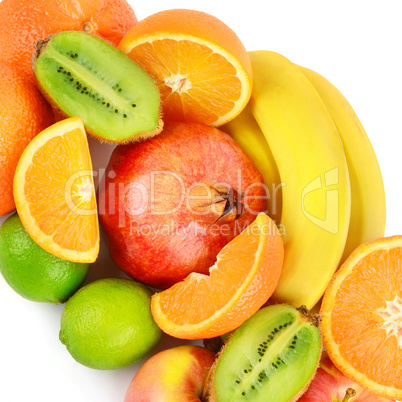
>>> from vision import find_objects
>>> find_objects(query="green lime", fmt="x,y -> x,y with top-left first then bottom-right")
0,213 -> 89,303
59,278 -> 162,370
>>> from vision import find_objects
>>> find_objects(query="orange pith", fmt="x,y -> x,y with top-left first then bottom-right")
151,213 -> 284,339
13,117 -> 99,263
321,236 -> 402,399
119,9 -> 253,126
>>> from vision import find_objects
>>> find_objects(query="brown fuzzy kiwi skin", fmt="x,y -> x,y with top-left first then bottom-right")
202,330 -> 237,401
204,305 -> 323,402
203,360 -> 217,402
203,337 -> 224,354
83,108 -> 163,145
31,34 -> 164,144
290,307 -> 323,402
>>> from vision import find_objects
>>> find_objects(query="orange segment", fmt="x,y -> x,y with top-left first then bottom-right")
321,235 -> 402,399
151,213 -> 284,339
13,117 -> 99,263
119,9 -> 253,126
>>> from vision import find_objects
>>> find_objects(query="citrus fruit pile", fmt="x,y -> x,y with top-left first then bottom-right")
0,1 -> 400,401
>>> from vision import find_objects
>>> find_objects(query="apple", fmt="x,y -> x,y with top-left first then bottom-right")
99,122 -> 266,288
124,345 -> 216,402
299,352 -> 395,401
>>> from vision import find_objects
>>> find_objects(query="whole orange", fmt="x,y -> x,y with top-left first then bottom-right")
0,0 -> 138,78
0,61 -> 54,216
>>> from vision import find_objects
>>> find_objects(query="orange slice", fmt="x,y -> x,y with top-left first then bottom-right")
119,9 -> 253,127
151,213 -> 284,339
321,236 -> 402,400
13,117 -> 99,263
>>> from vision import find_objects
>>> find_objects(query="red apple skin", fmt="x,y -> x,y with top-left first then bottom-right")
124,345 -> 216,402
99,122 -> 266,289
299,353 -> 395,401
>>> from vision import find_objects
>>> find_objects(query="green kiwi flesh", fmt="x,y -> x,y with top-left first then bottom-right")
32,31 -> 162,143
212,305 -> 322,402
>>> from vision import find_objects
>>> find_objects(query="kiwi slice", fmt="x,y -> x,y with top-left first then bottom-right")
209,305 -> 322,402
32,31 -> 163,143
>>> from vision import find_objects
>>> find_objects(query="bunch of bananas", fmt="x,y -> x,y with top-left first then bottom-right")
223,51 -> 386,310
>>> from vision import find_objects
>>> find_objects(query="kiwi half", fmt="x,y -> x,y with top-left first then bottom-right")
32,31 -> 163,143
208,305 -> 322,402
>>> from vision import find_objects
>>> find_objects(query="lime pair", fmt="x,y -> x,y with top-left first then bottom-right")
0,214 -> 161,369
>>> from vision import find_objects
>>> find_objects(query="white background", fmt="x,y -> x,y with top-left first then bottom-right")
1,1 -> 402,401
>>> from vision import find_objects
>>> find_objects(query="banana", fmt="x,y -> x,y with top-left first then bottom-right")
248,50 -> 351,309
221,105 -> 282,225
298,65 -> 386,262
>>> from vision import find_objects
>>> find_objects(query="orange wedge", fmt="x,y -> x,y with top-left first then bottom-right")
321,236 -> 402,400
13,117 -> 99,263
151,213 -> 284,339
119,9 -> 253,126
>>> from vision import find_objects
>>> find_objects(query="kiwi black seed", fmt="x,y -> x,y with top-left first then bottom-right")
32,31 -> 163,143
209,305 -> 322,402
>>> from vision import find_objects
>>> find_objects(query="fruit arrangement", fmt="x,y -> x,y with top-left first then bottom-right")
0,1 -> 400,401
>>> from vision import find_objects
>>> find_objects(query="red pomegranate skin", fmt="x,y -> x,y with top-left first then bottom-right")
99,122 -> 266,289
298,353 -> 395,402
